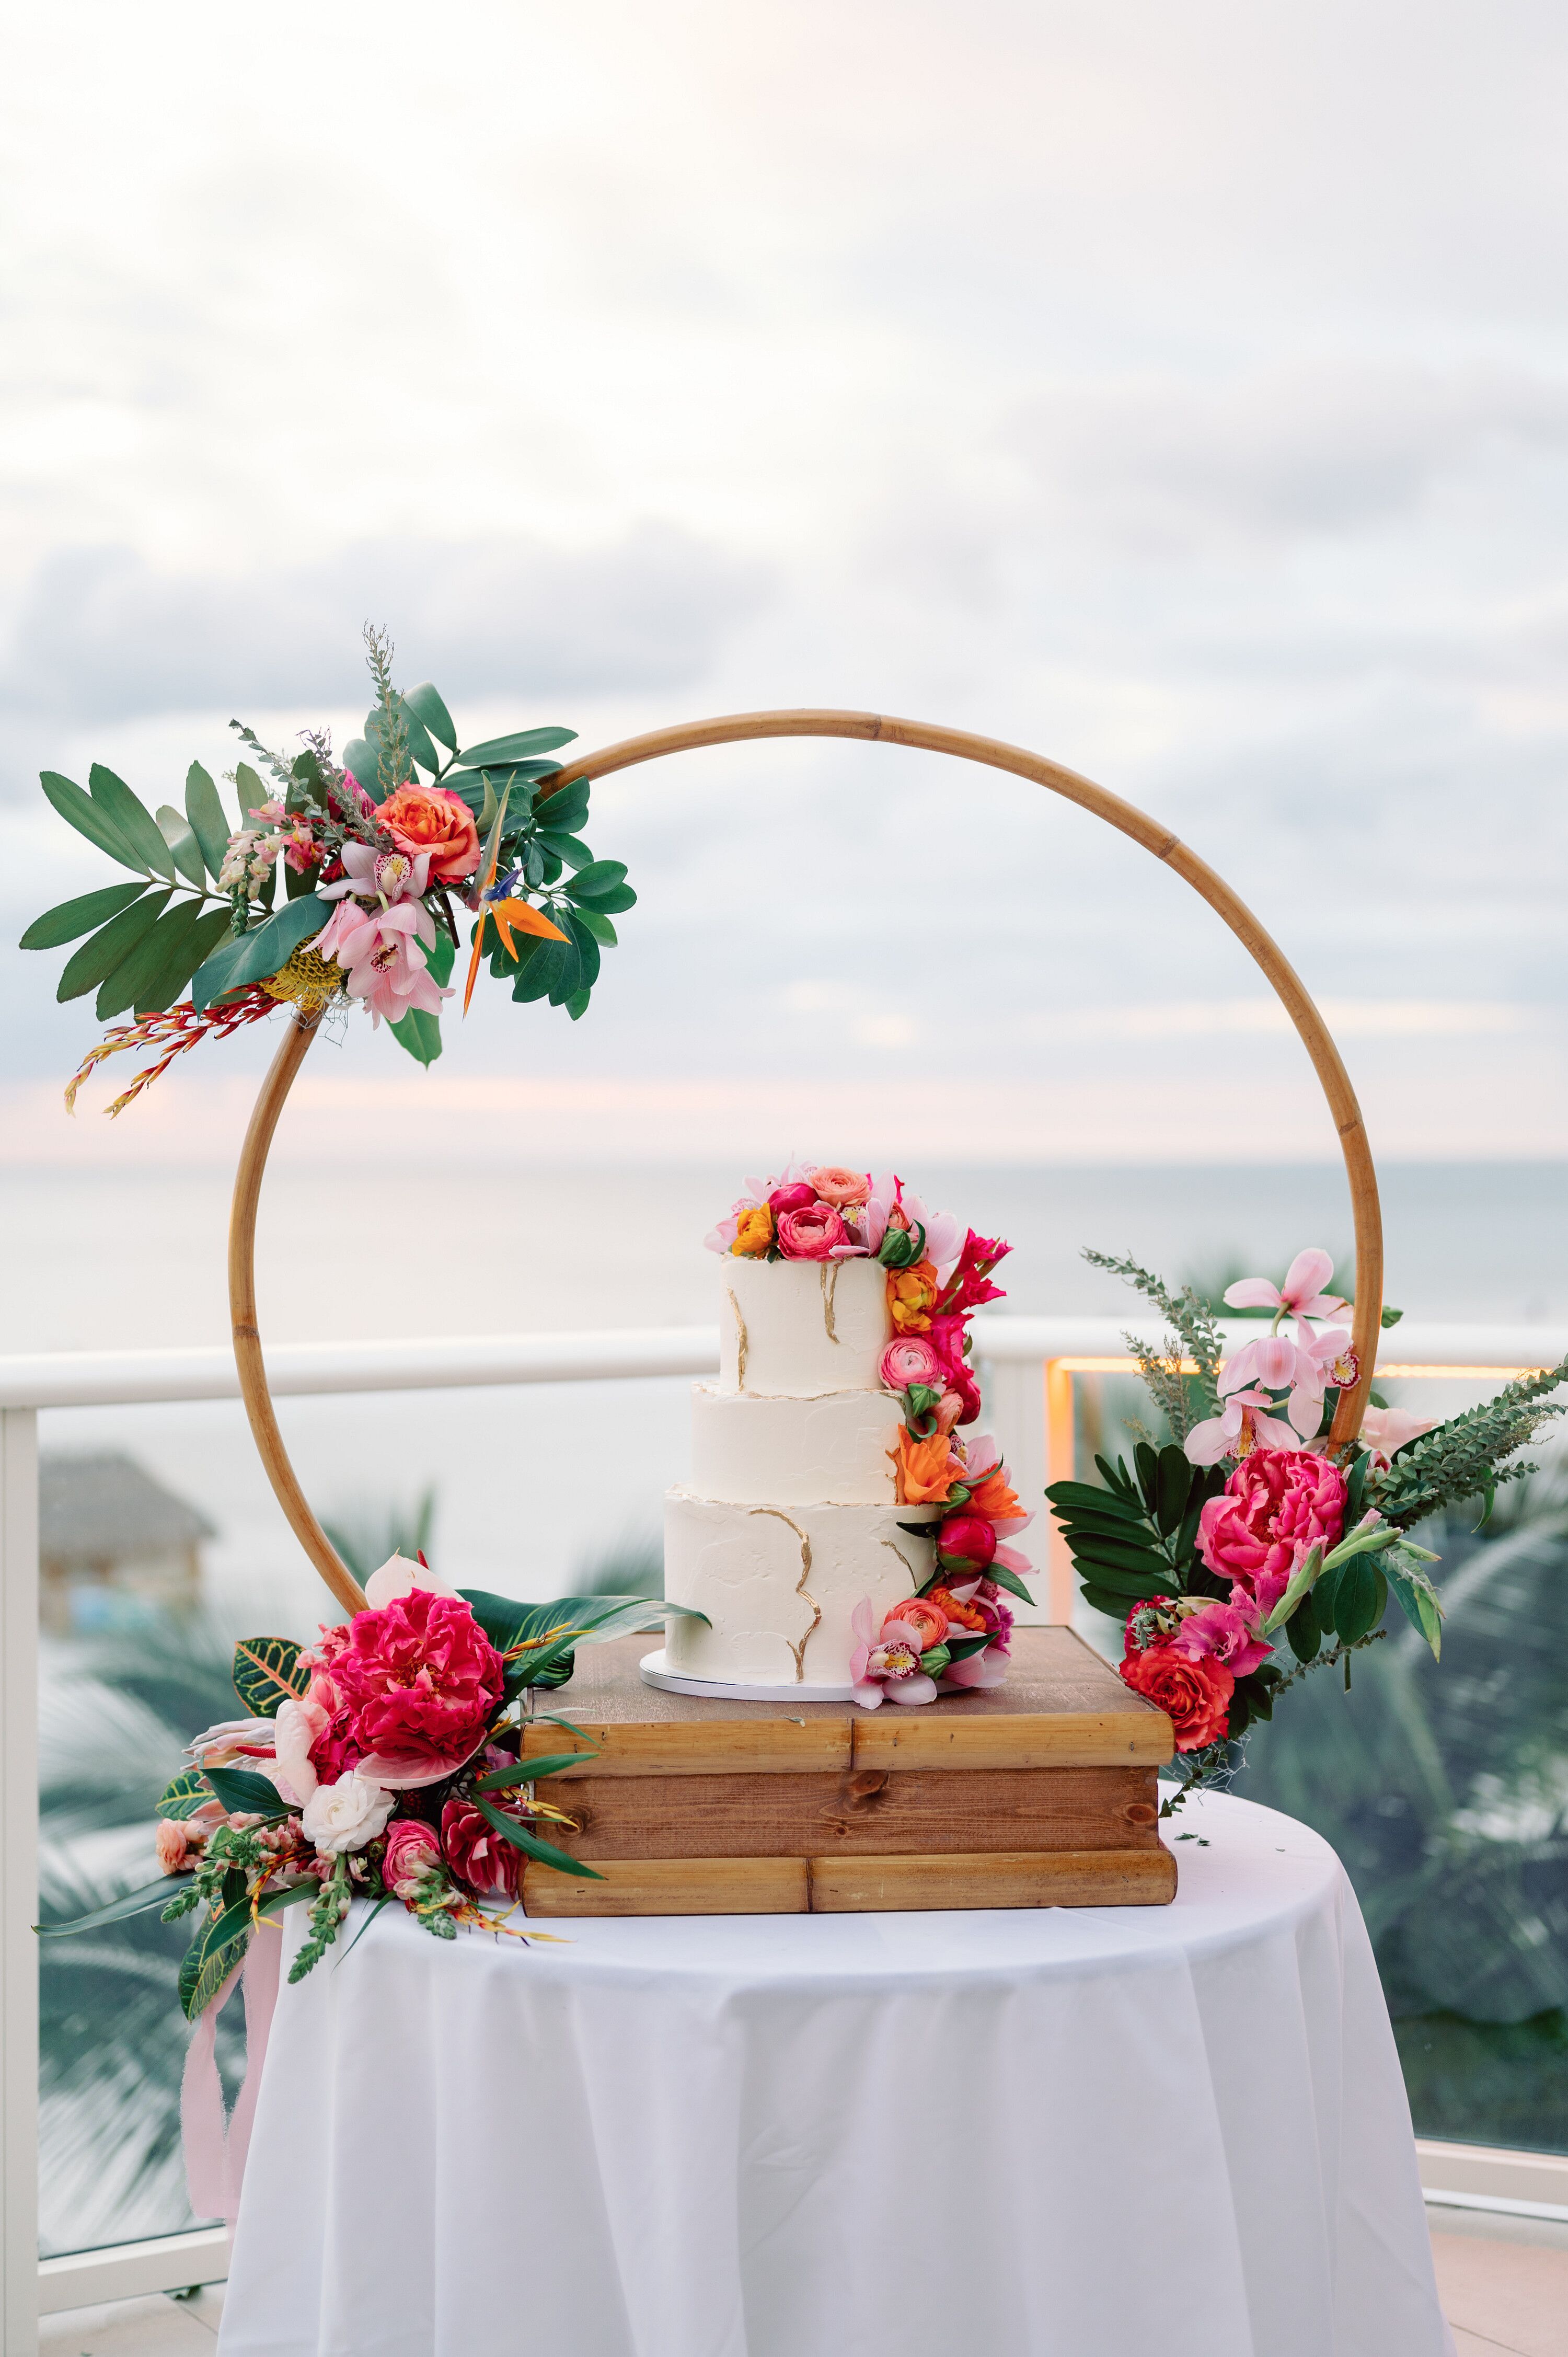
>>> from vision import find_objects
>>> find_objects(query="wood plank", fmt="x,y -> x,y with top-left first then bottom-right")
519,1847 -> 1177,1916
521,1855 -> 808,1916
809,1848 -> 1178,1912
522,1628 -> 1172,1774
536,1764 -> 1162,1860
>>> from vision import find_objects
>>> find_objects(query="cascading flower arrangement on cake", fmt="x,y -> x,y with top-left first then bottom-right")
1048,1247 -> 1568,1803
42,1564 -> 704,2007
18,626 -> 635,1110
686,1162 -> 1034,1705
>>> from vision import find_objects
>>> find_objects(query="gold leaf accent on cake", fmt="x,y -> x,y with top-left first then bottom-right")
881,1537 -> 923,1596
724,1284 -> 748,1392
820,1260 -> 841,1342
750,1507 -> 820,1681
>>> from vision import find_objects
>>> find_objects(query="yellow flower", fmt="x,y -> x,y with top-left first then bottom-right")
887,1258 -> 938,1334
732,1204 -> 775,1257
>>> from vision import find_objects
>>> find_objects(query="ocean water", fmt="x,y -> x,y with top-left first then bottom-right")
7,1157 -> 1566,1645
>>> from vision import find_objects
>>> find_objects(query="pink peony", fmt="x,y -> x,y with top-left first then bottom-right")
881,1337 -> 943,1392
1196,1448 -> 1348,1619
776,1202 -> 848,1260
810,1166 -> 870,1206
441,1793 -> 518,1898
937,1511 -> 997,1569
382,1816 -> 443,1899
307,1592 -> 504,1788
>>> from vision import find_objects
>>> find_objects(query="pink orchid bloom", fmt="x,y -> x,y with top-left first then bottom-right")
182,1716 -> 278,1768
1224,1249 -> 1347,1335
848,1601 -> 939,1709
939,1647 -> 1009,1691
1169,1595 -> 1273,1676
316,899 -> 451,1029
270,1695 -> 329,1806
1185,1387 -> 1301,1466
1357,1404 -> 1437,1469
896,1188 -> 964,1273
319,840 -> 431,906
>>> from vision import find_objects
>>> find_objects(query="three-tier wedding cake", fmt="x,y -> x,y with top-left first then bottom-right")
642,1164 -> 1036,1705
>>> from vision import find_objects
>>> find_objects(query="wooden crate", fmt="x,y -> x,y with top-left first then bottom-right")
518,1627 -> 1177,1915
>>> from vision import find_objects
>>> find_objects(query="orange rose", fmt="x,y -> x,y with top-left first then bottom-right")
375,783 -> 481,883
890,1428 -> 953,1504
968,1468 -> 1023,1523
887,1259 -> 938,1335
732,1204 -> 774,1256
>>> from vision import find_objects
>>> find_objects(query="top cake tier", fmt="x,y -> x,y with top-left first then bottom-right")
717,1255 -> 891,1396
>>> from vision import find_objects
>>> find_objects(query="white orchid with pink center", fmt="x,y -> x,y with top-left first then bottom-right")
1185,1249 -> 1363,1463
315,895 -> 452,1029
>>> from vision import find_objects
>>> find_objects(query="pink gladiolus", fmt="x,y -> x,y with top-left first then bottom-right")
1185,1387 -> 1301,1465
1357,1404 -> 1436,1469
316,899 -> 451,1029
1224,1249 -> 1347,1333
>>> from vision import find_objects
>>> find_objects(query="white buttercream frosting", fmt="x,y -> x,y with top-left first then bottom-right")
689,1383 -> 900,1506
718,1254 -> 891,1397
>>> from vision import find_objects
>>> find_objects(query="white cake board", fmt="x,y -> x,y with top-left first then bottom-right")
639,1649 -> 860,1705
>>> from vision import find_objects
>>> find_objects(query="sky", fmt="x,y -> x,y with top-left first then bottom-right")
4,0 -> 1567,1167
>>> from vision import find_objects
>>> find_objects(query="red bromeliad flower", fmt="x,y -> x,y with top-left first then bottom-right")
303,1592 -> 504,1788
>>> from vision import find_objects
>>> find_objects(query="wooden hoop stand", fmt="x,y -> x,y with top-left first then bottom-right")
229,708 -> 1382,1616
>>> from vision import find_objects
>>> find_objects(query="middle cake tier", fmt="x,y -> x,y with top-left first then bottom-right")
688,1381 -> 902,1505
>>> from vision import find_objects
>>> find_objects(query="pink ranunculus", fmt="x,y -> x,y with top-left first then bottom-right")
767,1182 -> 818,1215
1196,1448 -> 1348,1619
1169,1596 -> 1273,1677
810,1165 -> 870,1207
382,1816 -> 443,1899
881,1337 -> 943,1392
776,1202 -> 848,1260
155,1819 -> 192,1874
310,1592 -> 504,1788
441,1793 -> 518,1899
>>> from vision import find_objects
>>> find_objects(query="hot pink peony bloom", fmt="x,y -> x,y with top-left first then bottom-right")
1224,1249 -> 1348,1334
306,1592 -> 504,1789
1196,1448 -> 1348,1619
881,1337 -> 943,1392
315,898 -> 451,1030
776,1202 -> 848,1259
937,1511 -> 997,1569
810,1166 -> 870,1206
383,1817 -> 443,1899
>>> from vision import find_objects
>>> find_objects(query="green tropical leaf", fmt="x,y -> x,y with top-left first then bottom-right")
185,763 -> 234,880
578,880 -> 636,915
36,1875 -> 191,1936
470,1792 -> 604,1880
156,806 -> 208,891
534,830 -> 594,868
56,890 -> 170,1003
1069,1561 -> 1168,1602
89,765 -> 176,878
388,930 -> 455,1066
572,907 -> 618,947
1154,1445 -> 1192,1536
179,1905 -> 251,2020
190,893 -> 327,1013
40,771 -> 144,870
341,738 -> 379,795
1330,1557 -> 1383,1646
561,909 -> 601,991
376,698 -> 437,777
99,896 -> 209,1020
458,727 -> 577,766
156,1767 -> 213,1821
19,881 -> 146,950
985,1563 -> 1035,1606
1079,1582 -> 1136,1622
566,986 -> 592,1020
533,777 -> 590,834
141,905 -> 233,1013
404,681 -> 457,752
231,1637 -> 310,1717
1285,1593 -> 1322,1661
562,860 -> 629,904
233,763 -> 267,822
203,1765 -> 288,1819
1069,1537 -> 1170,1580
475,1751 -> 599,1791
510,940 -> 566,1005
1046,1480 -> 1147,1520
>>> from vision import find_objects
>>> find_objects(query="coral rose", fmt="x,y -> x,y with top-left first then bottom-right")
888,1259 -> 939,1335
375,783 -> 480,884
155,1819 -> 191,1874
313,1591 -> 504,1786
1196,1448 -> 1348,1619
731,1204 -> 774,1257
810,1166 -> 870,1208
441,1793 -> 518,1899
1119,1641 -> 1235,1751
891,1428 -> 953,1504
776,1203 -> 847,1259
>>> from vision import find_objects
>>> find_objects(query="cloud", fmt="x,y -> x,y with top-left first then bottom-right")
0,525 -> 771,728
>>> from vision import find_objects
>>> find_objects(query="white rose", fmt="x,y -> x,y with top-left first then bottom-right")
301,1772 -> 394,1855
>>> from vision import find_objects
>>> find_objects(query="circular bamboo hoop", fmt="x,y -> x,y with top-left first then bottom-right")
230,708 -> 1381,1609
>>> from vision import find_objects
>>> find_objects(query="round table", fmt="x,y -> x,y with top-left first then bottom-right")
217,1791 -> 1454,2357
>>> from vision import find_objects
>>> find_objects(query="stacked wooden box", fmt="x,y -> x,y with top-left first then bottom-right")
518,1626 -> 1177,1916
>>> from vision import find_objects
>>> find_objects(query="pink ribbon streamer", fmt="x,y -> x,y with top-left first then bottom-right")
180,1924 -> 283,2228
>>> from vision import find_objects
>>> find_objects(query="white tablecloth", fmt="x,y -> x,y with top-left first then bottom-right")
218,1790 -> 1452,2357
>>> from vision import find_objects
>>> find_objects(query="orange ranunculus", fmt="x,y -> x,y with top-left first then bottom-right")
928,1583 -> 987,1633
967,1468 -> 1024,1523
887,1258 -> 938,1335
891,1595 -> 949,1652
890,1428 -> 953,1505
732,1204 -> 774,1257
376,783 -> 481,883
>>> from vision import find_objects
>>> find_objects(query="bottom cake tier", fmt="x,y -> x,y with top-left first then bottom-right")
663,1489 -> 939,1688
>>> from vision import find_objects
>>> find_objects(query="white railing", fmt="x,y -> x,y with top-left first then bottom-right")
2,1315 -> 1564,2344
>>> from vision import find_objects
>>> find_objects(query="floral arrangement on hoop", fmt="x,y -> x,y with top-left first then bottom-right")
18,627 -> 635,1111
706,1162 -> 1035,1705
1048,1247 -> 1568,1804
41,1561 -> 706,2008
